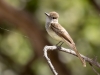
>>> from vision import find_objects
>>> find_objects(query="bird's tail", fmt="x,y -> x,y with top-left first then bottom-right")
72,46 -> 86,67
62,37 -> 86,67
64,40 -> 86,67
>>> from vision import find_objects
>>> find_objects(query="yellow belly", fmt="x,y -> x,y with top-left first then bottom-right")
46,28 -> 63,41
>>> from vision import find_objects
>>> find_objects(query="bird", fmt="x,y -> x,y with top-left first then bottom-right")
44,11 -> 86,67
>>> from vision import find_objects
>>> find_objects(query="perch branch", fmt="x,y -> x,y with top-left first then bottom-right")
43,45 -> 100,75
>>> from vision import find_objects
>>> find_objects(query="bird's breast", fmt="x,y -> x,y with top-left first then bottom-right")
45,23 -> 63,41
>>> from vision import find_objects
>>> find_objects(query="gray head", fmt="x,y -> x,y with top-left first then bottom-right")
45,11 -> 59,23
45,11 -> 59,19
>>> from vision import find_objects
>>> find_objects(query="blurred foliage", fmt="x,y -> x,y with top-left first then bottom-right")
24,0 -> 39,13
0,0 -> 100,75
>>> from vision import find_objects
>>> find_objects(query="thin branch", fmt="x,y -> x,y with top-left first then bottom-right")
89,60 -> 100,75
43,45 -> 100,75
90,64 -> 100,75
44,46 -> 58,75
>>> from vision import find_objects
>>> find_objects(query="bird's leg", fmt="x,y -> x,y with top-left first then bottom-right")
56,41 -> 64,49
59,42 -> 64,46
56,41 -> 62,46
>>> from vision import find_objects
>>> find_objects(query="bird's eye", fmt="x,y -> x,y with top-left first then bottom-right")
53,17 -> 56,19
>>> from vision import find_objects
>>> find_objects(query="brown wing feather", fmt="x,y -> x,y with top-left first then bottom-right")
50,23 -> 74,45
50,23 -> 86,67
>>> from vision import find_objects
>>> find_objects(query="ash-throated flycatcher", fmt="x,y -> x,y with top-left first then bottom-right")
45,11 -> 86,67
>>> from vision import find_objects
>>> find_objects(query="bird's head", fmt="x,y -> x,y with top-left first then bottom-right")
45,11 -> 59,23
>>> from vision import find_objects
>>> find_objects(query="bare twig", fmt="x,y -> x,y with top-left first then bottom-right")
89,57 -> 100,75
44,46 -> 58,75
43,45 -> 100,75
90,64 -> 100,75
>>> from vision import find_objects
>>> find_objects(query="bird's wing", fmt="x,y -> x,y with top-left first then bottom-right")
50,23 -> 86,67
50,23 -> 75,45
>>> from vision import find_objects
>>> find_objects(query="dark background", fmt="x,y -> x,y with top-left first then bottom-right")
0,0 -> 100,75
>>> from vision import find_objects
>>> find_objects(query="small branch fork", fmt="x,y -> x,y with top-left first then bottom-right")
43,45 -> 100,75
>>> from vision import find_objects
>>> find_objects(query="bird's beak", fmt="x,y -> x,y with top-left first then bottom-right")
45,12 -> 50,17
